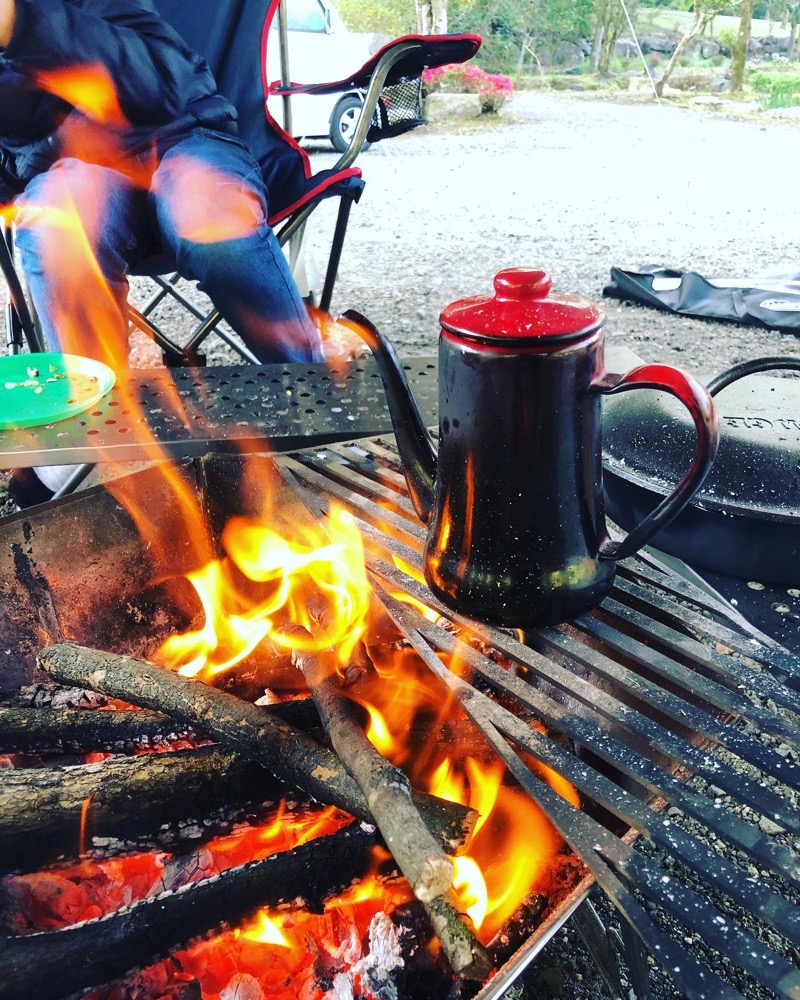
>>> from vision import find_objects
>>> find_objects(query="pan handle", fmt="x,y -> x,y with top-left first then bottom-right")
707,355 -> 800,395
596,364 -> 719,562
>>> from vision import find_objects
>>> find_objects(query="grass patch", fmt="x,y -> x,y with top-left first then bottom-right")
638,7 -> 789,39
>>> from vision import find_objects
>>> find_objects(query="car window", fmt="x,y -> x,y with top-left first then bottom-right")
284,0 -> 328,32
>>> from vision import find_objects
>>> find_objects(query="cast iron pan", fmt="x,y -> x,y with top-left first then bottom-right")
602,350 -> 800,585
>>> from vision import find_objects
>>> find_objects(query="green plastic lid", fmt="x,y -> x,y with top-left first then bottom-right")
0,353 -> 116,430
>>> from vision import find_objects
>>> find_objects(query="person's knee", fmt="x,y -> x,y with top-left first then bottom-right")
154,156 -> 265,264
15,159 -> 138,272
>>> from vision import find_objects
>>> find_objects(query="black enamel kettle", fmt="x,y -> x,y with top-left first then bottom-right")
344,268 -> 720,627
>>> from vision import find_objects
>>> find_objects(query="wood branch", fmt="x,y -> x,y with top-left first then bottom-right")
37,644 -> 474,854
294,644 -> 453,903
424,893 -> 493,982
0,697 -> 319,754
0,823 -> 377,1000
0,744 -> 289,876
0,705 -> 188,753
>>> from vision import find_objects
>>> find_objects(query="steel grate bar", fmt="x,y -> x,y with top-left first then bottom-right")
596,595 -> 800,724
281,455 -> 425,541
615,553 -> 783,649
577,611 -> 800,750
285,446 -> 799,820
524,628 -> 800,829
365,556 -> 800,890
276,437 -> 800,997
372,590 -> 775,1000
403,608 -> 800,939
612,574 -> 800,687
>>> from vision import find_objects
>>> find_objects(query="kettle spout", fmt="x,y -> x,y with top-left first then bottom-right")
341,310 -> 437,523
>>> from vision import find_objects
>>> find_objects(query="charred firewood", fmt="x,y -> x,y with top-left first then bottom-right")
424,893 -> 493,982
293,641 -> 454,903
0,744 -> 290,876
0,697 -> 319,754
0,823 -> 377,1000
37,644 -> 475,855
0,705 -> 188,754
485,890 -> 547,967
390,895 -> 493,986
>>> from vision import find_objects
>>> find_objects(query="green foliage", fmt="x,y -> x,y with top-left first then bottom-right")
335,0 -> 413,36
749,68 -> 800,105
717,26 -> 737,48
449,0 -> 594,73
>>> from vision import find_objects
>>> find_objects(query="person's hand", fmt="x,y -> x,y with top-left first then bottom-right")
0,0 -> 17,47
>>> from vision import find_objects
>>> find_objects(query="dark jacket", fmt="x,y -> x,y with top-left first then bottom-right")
0,0 -> 239,200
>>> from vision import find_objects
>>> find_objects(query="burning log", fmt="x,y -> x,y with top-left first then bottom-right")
424,893 -> 493,982
0,697 -> 319,754
37,644 -> 475,855
293,644 -> 454,903
0,744 -> 288,876
0,823 -> 377,1000
0,705 -> 189,753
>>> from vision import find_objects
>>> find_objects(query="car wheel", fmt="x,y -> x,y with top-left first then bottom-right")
330,96 -> 370,154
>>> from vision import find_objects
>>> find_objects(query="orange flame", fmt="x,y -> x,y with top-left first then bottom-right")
151,154 -> 263,243
239,911 -> 291,947
35,64 -> 128,127
156,500 -> 371,682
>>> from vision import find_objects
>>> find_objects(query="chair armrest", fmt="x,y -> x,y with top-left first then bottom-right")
270,34 -> 481,168
269,33 -> 481,97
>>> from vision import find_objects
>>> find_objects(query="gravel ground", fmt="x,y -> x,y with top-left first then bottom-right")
301,87 -> 800,379
2,89 -> 800,999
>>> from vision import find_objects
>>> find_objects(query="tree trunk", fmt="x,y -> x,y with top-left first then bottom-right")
730,0 -> 755,92
654,9 -> 704,96
431,0 -> 447,34
517,32 -> 531,74
599,26 -> 617,75
414,0 -> 431,35
591,23 -> 604,73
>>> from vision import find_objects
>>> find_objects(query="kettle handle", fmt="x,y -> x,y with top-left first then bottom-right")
596,364 -> 720,562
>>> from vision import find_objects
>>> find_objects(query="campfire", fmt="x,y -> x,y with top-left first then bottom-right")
0,451 -> 586,1000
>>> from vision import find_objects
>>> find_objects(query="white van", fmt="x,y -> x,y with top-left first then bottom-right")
266,0 -> 382,151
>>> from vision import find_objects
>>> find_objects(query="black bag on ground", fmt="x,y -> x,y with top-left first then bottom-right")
603,265 -> 800,332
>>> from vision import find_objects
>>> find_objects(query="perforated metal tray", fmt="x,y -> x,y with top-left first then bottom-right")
0,357 -> 439,468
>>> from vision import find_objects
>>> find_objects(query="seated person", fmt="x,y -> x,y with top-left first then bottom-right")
0,0 -> 325,503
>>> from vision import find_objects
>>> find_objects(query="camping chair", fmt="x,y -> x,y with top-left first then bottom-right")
118,0 -> 481,366
1,0 -> 480,365
0,1 -> 479,500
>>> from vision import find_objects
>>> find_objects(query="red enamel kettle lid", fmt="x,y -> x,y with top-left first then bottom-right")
440,268 -> 605,345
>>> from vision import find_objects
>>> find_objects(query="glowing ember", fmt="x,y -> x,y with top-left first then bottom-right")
239,911 -> 291,947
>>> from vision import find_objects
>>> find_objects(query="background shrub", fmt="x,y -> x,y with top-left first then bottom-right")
422,64 -> 515,112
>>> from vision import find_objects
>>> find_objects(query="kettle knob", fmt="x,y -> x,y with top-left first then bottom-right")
493,269 -> 552,301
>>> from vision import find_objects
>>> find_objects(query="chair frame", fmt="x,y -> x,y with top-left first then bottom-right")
127,31 -> 442,367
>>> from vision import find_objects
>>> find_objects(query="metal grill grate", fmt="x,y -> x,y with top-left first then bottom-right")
276,435 -> 800,1000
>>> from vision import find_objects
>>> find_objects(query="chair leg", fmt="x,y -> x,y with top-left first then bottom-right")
52,463 -> 96,500
128,302 -> 206,366
1,225 -> 45,354
319,197 -> 354,315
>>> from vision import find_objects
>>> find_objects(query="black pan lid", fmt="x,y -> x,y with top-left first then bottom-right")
602,347 -> 800,524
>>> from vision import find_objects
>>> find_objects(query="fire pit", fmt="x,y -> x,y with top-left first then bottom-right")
0,439 -> 798,1000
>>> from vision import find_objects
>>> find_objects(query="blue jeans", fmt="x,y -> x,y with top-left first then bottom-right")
14,130 -> 324,367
